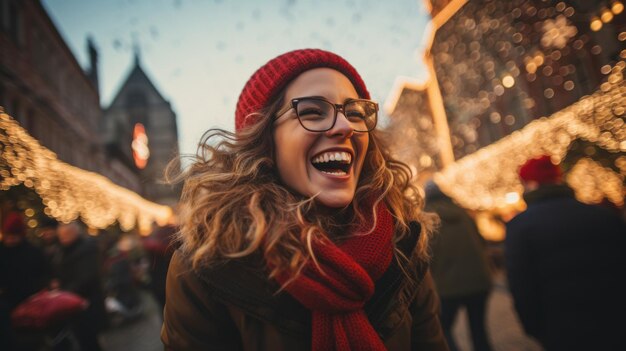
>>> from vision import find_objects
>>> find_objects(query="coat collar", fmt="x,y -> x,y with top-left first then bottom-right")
523,184 -> 575,206
193,222 -> 427,338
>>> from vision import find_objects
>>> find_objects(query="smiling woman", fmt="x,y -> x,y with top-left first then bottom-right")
272,68 -> 371,208
161,49 -> 447,351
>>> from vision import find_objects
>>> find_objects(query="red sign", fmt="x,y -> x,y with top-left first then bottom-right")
132,123 -> 150,169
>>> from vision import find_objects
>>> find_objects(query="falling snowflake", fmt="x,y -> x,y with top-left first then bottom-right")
541,15 -> 577,49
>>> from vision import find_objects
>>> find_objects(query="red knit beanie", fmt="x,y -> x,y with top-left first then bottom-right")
519,155 -> 562,184
2,212 -> 26,236
235,49 -> 370,131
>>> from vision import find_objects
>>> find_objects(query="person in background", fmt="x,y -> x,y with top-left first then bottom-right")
0,212 -> 48,307
505,155 -> 626,351
38,216 -> 61,281
425,181 -> 493,351
0,212 -> 47,350
54,221 -> 106,351
161,49 -> 447,350
142,224 -> 176,310
103,232 -> 147,324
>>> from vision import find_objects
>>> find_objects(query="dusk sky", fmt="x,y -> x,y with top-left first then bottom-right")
41,0 -> 432,156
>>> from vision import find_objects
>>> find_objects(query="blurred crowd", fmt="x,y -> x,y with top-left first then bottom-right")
0,213 -> 176,351
1,155 -> 625,351
425,155 -> 625,351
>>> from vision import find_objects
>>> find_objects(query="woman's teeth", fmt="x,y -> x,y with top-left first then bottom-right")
311,151 -> 352,164
311,151 -> 352,175
321,170 -> 347,175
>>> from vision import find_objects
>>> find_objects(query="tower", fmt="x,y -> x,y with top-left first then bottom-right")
103,52 -> 181,206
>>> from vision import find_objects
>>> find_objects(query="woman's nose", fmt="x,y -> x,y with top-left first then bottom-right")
325,111 -> 354,138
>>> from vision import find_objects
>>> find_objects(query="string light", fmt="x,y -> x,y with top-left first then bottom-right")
0,111 -> 173,233
590,16 -> 603,31
435,61 -> 625,211
386,0 -> 624,217
541,15 -> 577,49
505,192 -> 520,204
386,1 -> 625,239
600,7 -> 614,23
612,1 -> 624,15
502,75 -> 515,88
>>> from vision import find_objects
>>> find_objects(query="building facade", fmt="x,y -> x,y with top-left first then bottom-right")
384,0 -> 624,213
386,0 -> 625,170
385,85 -> 443,182
1,0 -> 100,166
0,0 -> 141,193
104,55 -> 181,206
0,0 -> 180,205
429,0 -> 625,159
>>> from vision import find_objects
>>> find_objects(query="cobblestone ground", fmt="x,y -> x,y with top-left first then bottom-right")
100,291 -> 163,351
452,271 -> 543,351
100,273 -> 543,351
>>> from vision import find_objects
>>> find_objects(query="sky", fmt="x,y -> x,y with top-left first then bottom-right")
41,0 -> 432,156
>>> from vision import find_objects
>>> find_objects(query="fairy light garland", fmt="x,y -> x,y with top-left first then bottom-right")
435,61 -> 625,210
384,1 -> 625,213
0,110 -> 172,232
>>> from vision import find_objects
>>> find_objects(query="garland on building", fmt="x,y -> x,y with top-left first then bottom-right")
384,0 -> 625,216
0,109 -> 172,232
435,61 -> 625,210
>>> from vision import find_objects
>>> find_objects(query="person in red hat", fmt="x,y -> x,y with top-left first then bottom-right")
0,212 -> 47,350
161,49 -> 447,350
505,155 -> 626,351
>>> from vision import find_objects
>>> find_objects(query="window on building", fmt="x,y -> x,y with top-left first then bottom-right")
32,29 -> 48,75
0,0 -> 6,31
6,0 -> 21,45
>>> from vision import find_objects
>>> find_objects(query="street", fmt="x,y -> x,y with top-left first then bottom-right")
100,291 -> 163,351
453,271 -> 543,351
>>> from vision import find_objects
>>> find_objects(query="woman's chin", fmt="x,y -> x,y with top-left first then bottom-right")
315,193 -> 354,209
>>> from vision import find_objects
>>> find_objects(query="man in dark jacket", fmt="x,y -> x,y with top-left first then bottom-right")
505,155 -> 626,351
54,221 -> 106,351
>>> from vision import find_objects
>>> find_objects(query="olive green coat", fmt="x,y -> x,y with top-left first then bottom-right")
426,195 -> 492,298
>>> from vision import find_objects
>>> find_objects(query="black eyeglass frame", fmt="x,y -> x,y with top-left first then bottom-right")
274,96 -> 379,132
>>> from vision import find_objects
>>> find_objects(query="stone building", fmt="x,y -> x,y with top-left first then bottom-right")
428,0 -> 625,159
0,0 -> 141,193
384,0 -> 625,211
387,0 -> 625,164
0,0 -> 181,205
104,54 -> 181,206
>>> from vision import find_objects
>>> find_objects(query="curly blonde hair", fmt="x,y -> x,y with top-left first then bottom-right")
167,93 -> 435,281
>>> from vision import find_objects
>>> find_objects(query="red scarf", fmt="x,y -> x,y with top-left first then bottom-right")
276,201 -> 394,351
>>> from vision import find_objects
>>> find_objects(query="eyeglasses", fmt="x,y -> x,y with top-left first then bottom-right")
275,96 -> 378,132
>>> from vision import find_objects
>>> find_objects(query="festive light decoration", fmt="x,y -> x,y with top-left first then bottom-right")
384,85 -> 443,182
541,14 -> 577,49
0,110 -> 172,232
502,75 -> 515,88
601,7 -> 615,23
613,1 -> 624,15
385,1 -> 624,239
435,61 -> 625,210
424,0 -> 623,160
